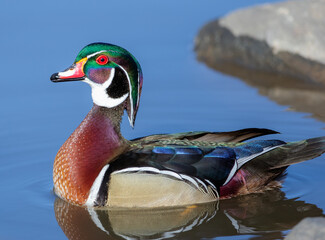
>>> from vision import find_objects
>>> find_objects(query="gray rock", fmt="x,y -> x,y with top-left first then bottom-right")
195,0 -> 325,85
285,217 -> 325,240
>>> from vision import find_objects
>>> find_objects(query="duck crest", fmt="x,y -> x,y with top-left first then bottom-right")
53,104 -> 127,205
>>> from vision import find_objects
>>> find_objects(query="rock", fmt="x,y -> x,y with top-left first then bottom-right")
285,217 -> 325,240
195,0 -> 325,86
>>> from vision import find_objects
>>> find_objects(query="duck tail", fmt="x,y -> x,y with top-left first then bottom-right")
246,136 -> 325,171
244,136 -> 325,185
220,136 -> 325,198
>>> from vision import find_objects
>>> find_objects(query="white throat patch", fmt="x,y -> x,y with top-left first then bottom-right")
83,68 -> 129,108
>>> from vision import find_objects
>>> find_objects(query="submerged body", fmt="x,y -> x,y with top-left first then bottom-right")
51,43 -> 325,208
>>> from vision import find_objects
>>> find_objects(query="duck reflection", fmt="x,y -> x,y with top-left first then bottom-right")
54,190 -> 323,240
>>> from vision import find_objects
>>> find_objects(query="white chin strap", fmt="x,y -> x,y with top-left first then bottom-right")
83,68 -> 129,108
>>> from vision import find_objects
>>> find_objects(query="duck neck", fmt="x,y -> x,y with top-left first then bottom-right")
53,104 -> 128,205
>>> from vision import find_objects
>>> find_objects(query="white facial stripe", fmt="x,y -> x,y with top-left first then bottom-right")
116,64 -> 134,126
102,67 -> 115,88
137,68 -> 140,107
83,68 -> 129,108
86,50 -> 107,59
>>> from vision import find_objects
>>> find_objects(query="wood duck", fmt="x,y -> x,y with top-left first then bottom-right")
50,42 -> 325,208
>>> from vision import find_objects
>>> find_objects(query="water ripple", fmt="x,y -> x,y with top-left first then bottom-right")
283,170 -> 312,200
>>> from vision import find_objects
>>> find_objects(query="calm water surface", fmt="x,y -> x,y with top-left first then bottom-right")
1,0 -> 325,239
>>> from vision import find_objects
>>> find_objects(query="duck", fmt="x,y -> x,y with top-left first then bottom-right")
50,42 -> 325,208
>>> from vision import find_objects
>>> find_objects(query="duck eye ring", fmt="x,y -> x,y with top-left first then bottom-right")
96,55 -> 109,65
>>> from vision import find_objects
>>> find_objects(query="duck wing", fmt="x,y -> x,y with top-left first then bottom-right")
132,128 -> 278,143
92,139 -> 284,207
89,135 -> 325,207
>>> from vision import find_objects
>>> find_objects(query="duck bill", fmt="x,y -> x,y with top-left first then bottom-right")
50,58 -> 87,82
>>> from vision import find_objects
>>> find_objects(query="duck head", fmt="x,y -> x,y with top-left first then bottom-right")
50,42 -> 143,127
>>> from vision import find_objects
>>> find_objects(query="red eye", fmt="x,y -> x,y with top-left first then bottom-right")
96,55 -> 109,65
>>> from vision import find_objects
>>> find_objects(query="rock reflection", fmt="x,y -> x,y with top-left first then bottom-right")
195,60 -> 325,123
54,190 -> 323,240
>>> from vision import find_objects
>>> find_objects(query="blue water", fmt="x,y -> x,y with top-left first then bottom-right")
1,0 -> 325,239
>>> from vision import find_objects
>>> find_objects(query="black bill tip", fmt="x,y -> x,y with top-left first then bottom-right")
50,73 -> 60,82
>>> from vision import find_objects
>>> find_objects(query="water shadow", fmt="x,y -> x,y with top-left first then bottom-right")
54,189 -> 323,240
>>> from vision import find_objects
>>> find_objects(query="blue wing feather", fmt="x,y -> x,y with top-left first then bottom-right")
109,140 -> 287,190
